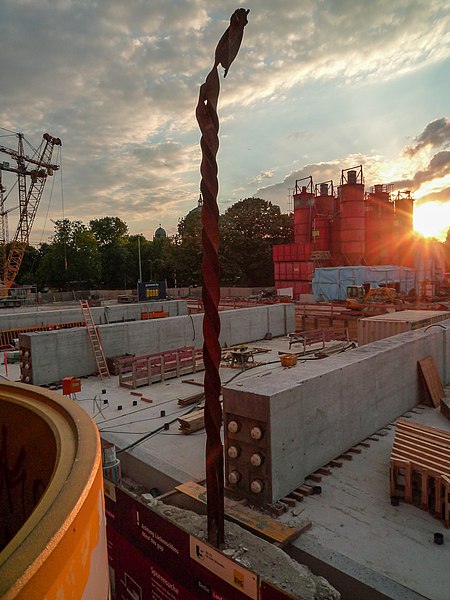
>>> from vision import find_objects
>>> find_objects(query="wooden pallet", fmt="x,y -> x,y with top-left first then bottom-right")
390,418 -> 450,527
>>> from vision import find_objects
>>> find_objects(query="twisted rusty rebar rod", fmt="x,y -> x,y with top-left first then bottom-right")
196,8 -> 249,548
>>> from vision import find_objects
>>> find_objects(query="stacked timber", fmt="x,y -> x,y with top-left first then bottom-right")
178,408 -> 204,434
390,418 -> 450,527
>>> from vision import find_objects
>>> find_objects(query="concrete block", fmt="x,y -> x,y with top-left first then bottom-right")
1,300 -> 186,333
223,318 -> 450,505
19,304 -> 294,385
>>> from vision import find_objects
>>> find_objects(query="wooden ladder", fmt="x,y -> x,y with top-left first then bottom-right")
80,300 -> 110,379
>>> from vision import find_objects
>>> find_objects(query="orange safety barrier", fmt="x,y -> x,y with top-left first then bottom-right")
0,321 -> 84,346
141,310 -> 169,320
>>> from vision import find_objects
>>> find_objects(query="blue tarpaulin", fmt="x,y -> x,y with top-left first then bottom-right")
312,265 -> 416,301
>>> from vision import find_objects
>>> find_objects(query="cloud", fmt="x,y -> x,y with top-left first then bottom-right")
252,170 -> 274,184
391,149 -> 450,191
414,150 -> 450,184
255,155 -> 388,208
415,186 -> 450,203
1,0 -> 449,240
404,117 -> 450,156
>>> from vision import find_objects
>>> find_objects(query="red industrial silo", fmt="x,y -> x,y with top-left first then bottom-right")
365,184 -> 395,264
293,176 -> 314,244
393,191 -> 415,266
312,181 -> 334,253
338,166 -> 365,265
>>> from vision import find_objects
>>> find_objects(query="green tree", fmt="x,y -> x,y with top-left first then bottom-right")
90,217 -> 129,288
172,208 -> 203,286
90,216 -> 128,246
219,198 -> 293,286
36,219 -> 100,289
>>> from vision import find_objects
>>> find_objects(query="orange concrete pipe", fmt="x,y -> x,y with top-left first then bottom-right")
0,381 -> 110,599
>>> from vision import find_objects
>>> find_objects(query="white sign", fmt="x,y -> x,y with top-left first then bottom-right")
189,536 -> 258,599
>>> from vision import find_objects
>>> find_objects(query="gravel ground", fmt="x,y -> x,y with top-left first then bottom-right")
149,501 -> 340,600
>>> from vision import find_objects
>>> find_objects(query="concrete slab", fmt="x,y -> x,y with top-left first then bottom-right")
283,407 -> 450,600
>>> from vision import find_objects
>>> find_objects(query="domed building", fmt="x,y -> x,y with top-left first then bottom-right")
188,193 -> 203,217
153,224 -> 167,240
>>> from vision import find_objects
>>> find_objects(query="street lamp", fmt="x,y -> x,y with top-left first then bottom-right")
137,235 -> 143,283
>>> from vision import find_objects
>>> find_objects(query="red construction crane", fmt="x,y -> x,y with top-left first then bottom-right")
0,130 -> 61,294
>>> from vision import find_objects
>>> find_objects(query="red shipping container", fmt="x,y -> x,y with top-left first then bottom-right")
285,262 -> 293,280
302,242 -> 313,260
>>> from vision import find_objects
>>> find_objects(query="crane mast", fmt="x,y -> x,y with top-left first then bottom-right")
0,131 -> 61,294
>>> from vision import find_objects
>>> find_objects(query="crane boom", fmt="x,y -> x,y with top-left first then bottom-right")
0,131 -> 62,294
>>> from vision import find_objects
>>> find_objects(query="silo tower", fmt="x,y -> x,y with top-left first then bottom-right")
293,176 -> 315,245
338,165 -> 365,265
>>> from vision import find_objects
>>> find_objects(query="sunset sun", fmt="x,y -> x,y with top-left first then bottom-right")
413,201 -> 450,241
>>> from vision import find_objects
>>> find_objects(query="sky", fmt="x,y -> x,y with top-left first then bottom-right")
1,0 -> 449,244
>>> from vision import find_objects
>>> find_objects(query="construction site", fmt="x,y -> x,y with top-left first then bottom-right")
1,28 -> 450,600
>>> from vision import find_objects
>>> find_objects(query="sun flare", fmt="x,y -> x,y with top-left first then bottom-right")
413,201 -> 450,241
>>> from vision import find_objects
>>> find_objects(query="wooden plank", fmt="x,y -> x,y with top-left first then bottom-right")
418,356 -> 444,408
175,481 -> 304,545
393,429 -> 450,453
177,391 -> 205,406
182,379 -> 205,388
317,467 -> 332,475
281,497 -> 297,507
178,408 -> 205,434
288,491 -> 304,502
348,447 -> 362,454
396,418 -> 450,444
392,446 -> 450,474
329,460 -> 343,468
393,437 -> 450,466
306,473 -> 322,482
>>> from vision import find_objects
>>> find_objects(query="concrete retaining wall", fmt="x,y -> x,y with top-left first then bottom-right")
1,300 -> 187,332
20,304 -> 294,385
223,319 -> 450,504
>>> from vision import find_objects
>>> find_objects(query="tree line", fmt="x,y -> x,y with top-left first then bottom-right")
13,198 -> 293,290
